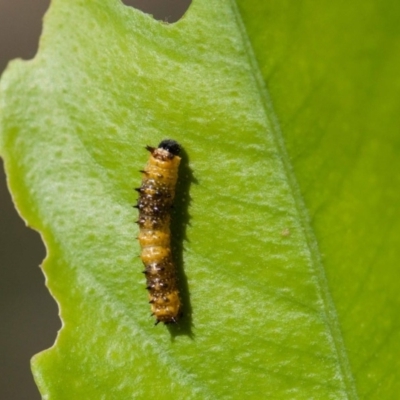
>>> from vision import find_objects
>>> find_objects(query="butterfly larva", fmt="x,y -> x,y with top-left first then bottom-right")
135,139 -> 182,325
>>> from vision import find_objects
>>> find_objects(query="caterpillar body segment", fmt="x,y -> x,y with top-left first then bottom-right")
136,139 -> 182,325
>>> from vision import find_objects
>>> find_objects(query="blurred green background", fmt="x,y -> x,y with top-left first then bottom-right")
0,1 -> 190,398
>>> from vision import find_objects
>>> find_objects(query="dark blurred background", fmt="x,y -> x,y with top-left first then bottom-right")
0,1 -> 190,398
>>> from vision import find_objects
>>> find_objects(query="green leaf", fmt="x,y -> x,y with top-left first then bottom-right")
236,1 -> 400,398
0,0 -> 399,398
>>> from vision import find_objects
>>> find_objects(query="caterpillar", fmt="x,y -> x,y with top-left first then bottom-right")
135,139 -> 182,325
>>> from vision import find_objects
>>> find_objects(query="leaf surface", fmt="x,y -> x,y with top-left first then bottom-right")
236,1 -> 400,398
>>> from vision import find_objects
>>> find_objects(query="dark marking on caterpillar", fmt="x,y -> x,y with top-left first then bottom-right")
136,139 -> 182,325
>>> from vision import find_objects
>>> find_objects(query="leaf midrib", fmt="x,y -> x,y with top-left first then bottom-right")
229,0 -> 359,398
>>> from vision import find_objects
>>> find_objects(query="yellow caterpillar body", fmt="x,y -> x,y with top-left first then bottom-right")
136,139 -> 182,325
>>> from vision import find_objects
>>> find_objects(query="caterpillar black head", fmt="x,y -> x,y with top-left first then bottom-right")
158,139 -> 181,156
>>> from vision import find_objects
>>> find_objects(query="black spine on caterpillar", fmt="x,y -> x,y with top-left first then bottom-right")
136,139 -> 182,324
